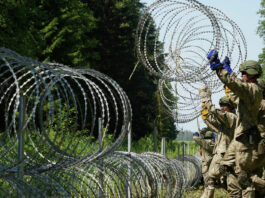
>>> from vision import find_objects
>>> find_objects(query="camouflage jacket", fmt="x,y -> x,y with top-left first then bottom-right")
216,68 -> 263,140
193,136 -> 214,173
258,100 -> 265,139
204,100 -> 236,154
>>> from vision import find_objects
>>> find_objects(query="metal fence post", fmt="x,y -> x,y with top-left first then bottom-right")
161,137 -> 166,156
153,127 -> 158,152
98,118 -> 104,198
177,144 -> 180,157
187,142 -> 190,155
182,142 -> 185,162
18,96 -> 25,197
127,122 -> 132,198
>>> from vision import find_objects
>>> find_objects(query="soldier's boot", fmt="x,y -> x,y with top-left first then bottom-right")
242,186 -> 255,198
206,186 -> 214,198
200,186 -> 214,198
200,188 -> 209,198
200,189 -> 207,198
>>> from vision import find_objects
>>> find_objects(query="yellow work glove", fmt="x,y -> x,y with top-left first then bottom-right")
225,86 -> 231,99
201,108 -> 208,120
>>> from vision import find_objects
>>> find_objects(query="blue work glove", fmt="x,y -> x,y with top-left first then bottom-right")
207,49 -> 221,70
222,56 -> 233,74
193,132 -> 200,136
213,134 -> 217,140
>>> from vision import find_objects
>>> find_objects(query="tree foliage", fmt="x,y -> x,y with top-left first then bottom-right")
0,0 -> 177,140
257,0 -> 265,65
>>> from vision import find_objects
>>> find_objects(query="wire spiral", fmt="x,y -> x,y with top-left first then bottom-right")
136,0 -> 247,123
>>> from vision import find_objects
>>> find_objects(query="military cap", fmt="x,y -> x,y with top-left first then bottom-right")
240,60 -> 262,76
200,127 -> 208,134
204,131 -> 214,138
219,96 -> 232,106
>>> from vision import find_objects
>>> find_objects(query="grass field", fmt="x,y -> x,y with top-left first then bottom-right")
185,186 -> 229,198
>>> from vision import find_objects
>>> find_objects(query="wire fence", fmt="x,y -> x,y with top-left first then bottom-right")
0,47 -> 202,197
136,0 -> 247,123
1,0 -> 247,196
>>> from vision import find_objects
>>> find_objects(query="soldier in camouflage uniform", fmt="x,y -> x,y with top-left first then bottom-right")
199,88 -> 237,198
208,50 -> 263,197
193,130 -> 215,198
225,62 -> 265,197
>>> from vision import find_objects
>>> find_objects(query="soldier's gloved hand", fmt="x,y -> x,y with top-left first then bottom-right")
213,134 -> 217,140
207,49 -> 221,70
222,56 -> 233,74
193,132 -> 200,136
201,108 -> 208,120
224,85 -> 231,99
199,86 -> 211,103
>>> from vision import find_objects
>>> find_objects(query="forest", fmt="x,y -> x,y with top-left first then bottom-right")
0,0 -> 178,141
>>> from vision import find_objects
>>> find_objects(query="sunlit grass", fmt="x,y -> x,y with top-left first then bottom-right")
185,186 -> 229,198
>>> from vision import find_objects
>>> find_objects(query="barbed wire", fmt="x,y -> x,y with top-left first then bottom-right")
136,0 -> 247,123
0,47 -> 202,197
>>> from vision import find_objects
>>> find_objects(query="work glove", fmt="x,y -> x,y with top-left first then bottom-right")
213,134 -> 217,140
224,85 -> 231,99
207,49 -> 221,70
222,56 -> 233,74
199,86 -> 211,103
193,132 -> 200,136
201,108 -> 208,120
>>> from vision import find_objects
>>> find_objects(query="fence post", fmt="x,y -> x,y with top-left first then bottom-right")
187,142 -> 190,155
127,122 -> 132,198
98,118 -> 104,198
182,142 -> 185,161
161,137 -> 166,156
153,127 -> 158,152
177,144 -> 180,157
18,96 -> 25,178
17,95 -> 25,197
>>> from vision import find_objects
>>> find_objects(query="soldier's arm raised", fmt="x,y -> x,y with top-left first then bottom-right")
216,68 -> 260,103
193,136 -> 214,153
205,99 -> 236,130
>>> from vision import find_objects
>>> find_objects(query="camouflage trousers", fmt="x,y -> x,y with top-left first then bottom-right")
220,138 -> 265,197
202,172 -> 210,187
227,173 -> 255,198
251,173 -> 265,196
208,153 -> 224,180
220,139 -> 252,173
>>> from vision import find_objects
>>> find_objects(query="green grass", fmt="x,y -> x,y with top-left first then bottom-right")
118,134 -> 200,158
185,186 -> 229,198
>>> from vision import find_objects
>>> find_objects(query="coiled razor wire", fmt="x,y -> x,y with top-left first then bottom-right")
0,46 -> 132,172
136,0 -> 247,123
0,47 -> 202,197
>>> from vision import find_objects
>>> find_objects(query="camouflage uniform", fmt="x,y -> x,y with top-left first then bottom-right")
216,61 -> 263,197
203,97 -> 236,198
193,132 -> 215,198
250,100 -> 265,171
251,168 -> 265,196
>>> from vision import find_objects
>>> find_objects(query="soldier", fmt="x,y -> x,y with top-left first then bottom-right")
222,63 -> 265,197
193,130 -> 215,198
199,89 -> 237,198
208,50 -> 263,197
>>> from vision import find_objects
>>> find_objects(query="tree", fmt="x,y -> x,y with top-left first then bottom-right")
257,0 -> 265,66
0,0 -> 98,67
0,0 -> 178,140
87,0 -> 178,139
